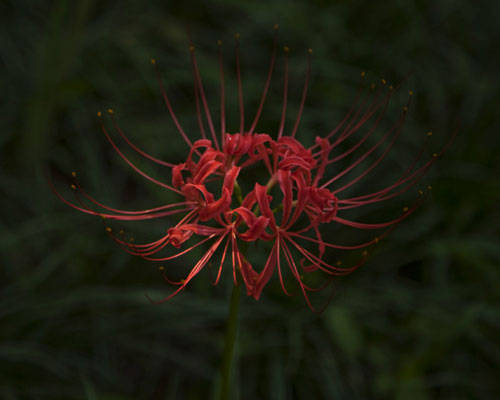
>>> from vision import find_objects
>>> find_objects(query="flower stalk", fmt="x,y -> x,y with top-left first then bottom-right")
219,281 -> 241,400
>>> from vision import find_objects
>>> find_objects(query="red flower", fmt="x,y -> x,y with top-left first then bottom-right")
51,28 -> 455,310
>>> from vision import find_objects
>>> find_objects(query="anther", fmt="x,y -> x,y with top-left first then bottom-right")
105,227 -> 112,233
427,185 -> 432,190
427,131 -> 433,136
70,184 -> 76,190
409,90 -> 413,95
119,229 -> 124,235
97,111 -> 102,117
217,39 -> 222,46
403,106 -> 408,112
433,152 -> 438,158
71,171 -> 77,178
158,266 -> 165,271
374,237 -> 379,243
307,48 -> 313,54
381,78 -> 386,85
189,45 -> 195,52
370,83 -> 376,90
403,206 -> 409,212
107,108 -> 114,114
234,33 -> 240,40
273,23 -> 279,30
362,250 -> 368,257
283,45 -> 290,53
361,71 -> 366,78
418,189 -> 423,195
336,260 -> 342,266
389,85 -> 394,90
129,237 -> 135,242
150,58 -> 156,65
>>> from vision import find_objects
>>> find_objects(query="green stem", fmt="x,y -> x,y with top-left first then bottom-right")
219,281 -> 241,400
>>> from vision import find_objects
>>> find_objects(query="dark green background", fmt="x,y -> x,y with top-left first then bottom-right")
1,1 -> 498,399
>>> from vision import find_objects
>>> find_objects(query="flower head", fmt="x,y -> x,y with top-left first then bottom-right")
51,28 -> 454,310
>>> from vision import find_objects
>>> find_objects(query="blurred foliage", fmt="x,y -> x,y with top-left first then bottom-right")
1,0 -> 499,399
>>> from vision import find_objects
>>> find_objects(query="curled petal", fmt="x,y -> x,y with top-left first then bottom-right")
277,169 -> 292,225
232,207 -> 270,241
199,187 -> 231,221
168,226 -> 194,248
224,133 -> 252,156
251,241 -> 278,300
172,163 -> 186,188
223,165 -> 241,195
254,183 -> 276,228
239,258 -> 260,298
193,159 -> 222,184
182,183 -> 214,204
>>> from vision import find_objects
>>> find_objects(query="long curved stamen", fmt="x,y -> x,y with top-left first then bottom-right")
189,44 -> 219,149
99,113 -> 182,195
248,25 -> 279,135
217,40 -> 226,144
109,113 -> 175,167
319,85 -> 387,157
280,239 -> 316,311
331,201 -> 420,230
308,80 -> 366,153
291,48 -> 312,138
235,33 -> 245,134
325,87 -> 393,165
147,232 -> 228,303
212,236 -> 230,286
193,68 -> 207,139
277,46 -> 289,139
151,59 -> 193,149
321,96 -> 411,190
285,235 -> 363,275
74,181 -> 194,215
144,234 -> 216,262
275,236 -> 291,296
287,231 -> 378,250
50,181 -> 191,221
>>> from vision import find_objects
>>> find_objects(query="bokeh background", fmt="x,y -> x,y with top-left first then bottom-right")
1,0 -> 499,399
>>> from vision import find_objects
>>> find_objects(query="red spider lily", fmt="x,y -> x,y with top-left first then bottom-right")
51,27 -> 455,311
